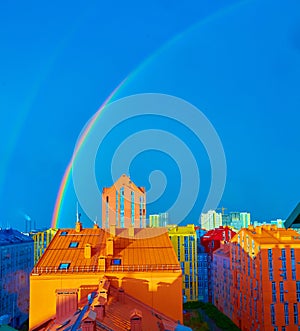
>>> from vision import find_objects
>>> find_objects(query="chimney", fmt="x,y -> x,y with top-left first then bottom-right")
128,226 -> 135,238
98,256 -> 106,271
84,244 -> 92,259
118,287 -> 125,304
56,289 -> 78,323
110,225 -> 116,237
106,237 -> 114,256
130,309 -> 142,331
255,226 -> 262,235
75,221 -> 82,233
93,304 -> 105,321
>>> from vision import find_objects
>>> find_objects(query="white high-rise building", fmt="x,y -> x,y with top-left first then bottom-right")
201,210 -> 222,230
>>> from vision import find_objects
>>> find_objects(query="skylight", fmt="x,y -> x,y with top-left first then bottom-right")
112,259 -> 121,265
69,242 -> 79,248
60,231 -> 68,236
58,263 -> 70,270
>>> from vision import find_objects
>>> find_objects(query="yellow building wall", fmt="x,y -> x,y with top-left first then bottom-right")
29,270 -> 182,330
32,229 -> 57,265
168,225 -> 198,301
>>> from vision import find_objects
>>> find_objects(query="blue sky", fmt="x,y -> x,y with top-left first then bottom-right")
0,0 -> 299,230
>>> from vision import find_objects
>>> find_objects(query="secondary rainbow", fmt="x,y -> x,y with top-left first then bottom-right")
50,1 -> 247,229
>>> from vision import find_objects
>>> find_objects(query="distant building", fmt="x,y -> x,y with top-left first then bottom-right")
30,228 -> 57,264
29,221 -> 182,330
201,210 -> 222,230
222,212 -> 251,230
0,229 -> 34,328
149,212 -> 169,227
102,174 -> 146,229
195,227 -> 209,302
214,225 -> 300,331
168,224 -> 198,302
201,226 -> 236,302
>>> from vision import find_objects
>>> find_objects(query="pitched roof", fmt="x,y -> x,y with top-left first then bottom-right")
231,225 -> 300,246
0,228 -> 33,246
32,283 -> 180,331
33,227 -> 180,274
284,202 -> 300,229
102,174 -> 145,194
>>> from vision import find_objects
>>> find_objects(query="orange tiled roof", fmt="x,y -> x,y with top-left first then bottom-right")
33,284 -> 180,331
33,227 -> 180,274
234,226 -> 300,246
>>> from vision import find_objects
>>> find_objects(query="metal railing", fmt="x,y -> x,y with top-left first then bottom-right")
32,264 -> 181,274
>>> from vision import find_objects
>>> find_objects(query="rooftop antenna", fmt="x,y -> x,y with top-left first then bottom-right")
76,202 -> 81,222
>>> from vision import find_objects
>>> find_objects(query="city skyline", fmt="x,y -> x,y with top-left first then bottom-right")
0,0 -> 300,230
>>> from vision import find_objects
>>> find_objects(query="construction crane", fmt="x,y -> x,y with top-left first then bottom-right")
217,207 -> 228,215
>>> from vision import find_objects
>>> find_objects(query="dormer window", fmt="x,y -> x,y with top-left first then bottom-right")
58,263 -> 70,270
112,259 -> 121,265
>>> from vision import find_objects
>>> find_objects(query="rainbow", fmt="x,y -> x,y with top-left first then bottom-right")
51,81 -> 126,228
50,0 -> 248,229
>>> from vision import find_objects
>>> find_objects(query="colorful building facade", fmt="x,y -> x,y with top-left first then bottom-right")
213,225 -> 300,331
149,212 -> 169,227
29,221 -> 182,330
30,228 -> 57,264
201,226 -> 236,302
201,210 -> 222,230
102,174 -> 146,229
168,224 -> 198,302
0,229 -> 34,328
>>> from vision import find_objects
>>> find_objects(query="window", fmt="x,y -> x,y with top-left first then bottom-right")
284,303 -> 289,325
58,263 -> 70,270
294,303 -> 298,325
105,196 -> 109,228
60,231 -> 68,236
268,249 -> 273,280
131,191 -> 135,226
272,282 -> 277,302
120,187 -> 124,228
116,191 -> 119,226
297,281 -> 300,302
139,196 -> 143,227
111,259 -> 121,265
271,304 -> 276,325
69,242 -> 79,248
280,282 -> 284,303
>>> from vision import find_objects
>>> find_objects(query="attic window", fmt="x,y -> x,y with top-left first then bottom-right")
69,242 -> 79,248
58,263 -> 70,270
60,231 -> 68,236
112,259 -> 121,265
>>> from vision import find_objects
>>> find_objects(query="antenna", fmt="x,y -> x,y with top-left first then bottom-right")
76,202 -> 81,222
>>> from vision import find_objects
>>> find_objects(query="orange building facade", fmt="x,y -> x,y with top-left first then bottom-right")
102,174 -> 146,229
29,221 -> 182,330
213,225 -> 300,331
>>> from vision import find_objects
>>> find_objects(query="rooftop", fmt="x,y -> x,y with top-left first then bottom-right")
234,225 -> 300,245
33,279 -> 183,331
0,228 -> 33,246
102,174 -> 145,194
33,225 -> 180,274
284,202 -> 300,229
